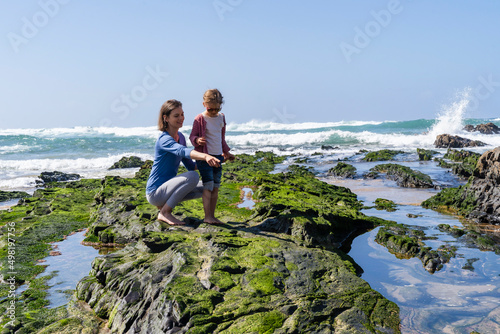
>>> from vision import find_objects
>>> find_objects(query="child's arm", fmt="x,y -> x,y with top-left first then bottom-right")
189,116 -> 203,148
221,114 -> 235,161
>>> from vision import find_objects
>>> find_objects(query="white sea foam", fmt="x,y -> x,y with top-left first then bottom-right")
0,144 -> 31,154
0,126 -> 159,138
92,126 -> 158,138
427,88 -> 471,139
226,130 -> 341,147
0,121 -> 385,138
226,120 -> 385,132
0,177 -> 39,190
0,153 -> 153,174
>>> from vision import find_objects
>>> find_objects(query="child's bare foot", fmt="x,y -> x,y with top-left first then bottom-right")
203,217 -> 224,225
158,211 -> 185,225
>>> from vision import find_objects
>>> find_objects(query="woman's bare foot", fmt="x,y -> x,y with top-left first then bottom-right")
158,211 -> 185,225
203,216 -> 224,225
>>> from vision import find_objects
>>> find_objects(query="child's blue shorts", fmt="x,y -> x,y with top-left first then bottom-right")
196,155 -> 224,191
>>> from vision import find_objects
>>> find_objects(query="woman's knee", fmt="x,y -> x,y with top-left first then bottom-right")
185,171 -> 200,186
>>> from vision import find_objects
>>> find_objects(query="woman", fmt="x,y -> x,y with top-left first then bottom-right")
146,99 -> 220,225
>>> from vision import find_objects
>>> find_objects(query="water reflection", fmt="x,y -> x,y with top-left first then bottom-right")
327,173 -> 500,333
348,210 -> 500,334
37,230 -> 99,308
237,187 -> 255,209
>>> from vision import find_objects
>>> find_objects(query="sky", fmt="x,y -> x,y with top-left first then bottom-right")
1,0 -> 499,129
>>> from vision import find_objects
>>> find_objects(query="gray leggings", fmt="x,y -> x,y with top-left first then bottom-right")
146,171 -> 203,209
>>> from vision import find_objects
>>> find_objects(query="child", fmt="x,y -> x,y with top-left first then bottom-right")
190,89 -> 234,224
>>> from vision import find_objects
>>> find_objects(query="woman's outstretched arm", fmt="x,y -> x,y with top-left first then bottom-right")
189,150 -> 220,167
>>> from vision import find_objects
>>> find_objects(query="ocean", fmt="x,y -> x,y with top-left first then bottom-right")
1,108 -> 499,194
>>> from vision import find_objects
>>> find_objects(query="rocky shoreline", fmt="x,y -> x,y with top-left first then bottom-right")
1,145 -> 500,333
0,152 -> 400,333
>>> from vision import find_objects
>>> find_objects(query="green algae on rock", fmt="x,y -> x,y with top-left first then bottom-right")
373,198 -> 397,212
369,163 -> 434,188
0,190 -> 30,203
0,179 -> 102,332
75,223 -> 400,333
435,148 -> 481,178
109,156 -> 145,169
327,162 -> 357,179
375,225 -> 456,273
362,149 -> 404,162
1,152 -> 402,333
416,148 -> 438,161
422,184 -> 477,216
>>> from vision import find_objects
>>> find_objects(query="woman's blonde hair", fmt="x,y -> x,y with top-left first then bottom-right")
203,89 -> 224,105
158,99 -> 182,131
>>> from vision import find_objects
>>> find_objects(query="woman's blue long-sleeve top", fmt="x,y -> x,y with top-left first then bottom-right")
146,131 -> 196,195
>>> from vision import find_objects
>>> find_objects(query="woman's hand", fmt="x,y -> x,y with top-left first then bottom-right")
205,155 -> 220,167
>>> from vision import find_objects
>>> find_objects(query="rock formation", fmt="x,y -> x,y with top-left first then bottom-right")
434,134 -> 486,148
463,122 -> 500,134
423,147 -> 500,225
1,152 -> 401,333
109,156 -> 145,169
468,147 -> 500,224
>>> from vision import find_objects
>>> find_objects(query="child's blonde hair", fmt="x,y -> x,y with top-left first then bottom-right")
203,89 -> 224,105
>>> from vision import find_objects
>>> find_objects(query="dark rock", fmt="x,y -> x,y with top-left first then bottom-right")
37,171 -> 81,184
475,122 -> 500,134
363,171 -> 379,179
424,147 -> 500,226
466,147 -> 500,224
321,145 -> 339,150
109,156 -> 145,169
434,134 -> 486,148
463,124 -> 475,132
463,122 -> 500,134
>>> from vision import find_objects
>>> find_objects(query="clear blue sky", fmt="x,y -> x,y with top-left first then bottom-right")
1,0 -> 499,129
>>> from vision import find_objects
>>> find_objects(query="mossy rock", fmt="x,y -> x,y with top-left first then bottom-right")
362,149 -> 404,162
422,184 -> 477,215
370,163 -> 434,188
416,148 -> 438,161
374,198 -> 397,212
0,190 -> 30,202
440,149 -> 481,178
328,162 -> 357,178
70,223 -> 400,333
109,156 -> 145,169
375,225 -> 452,273
1,152 -> 402,333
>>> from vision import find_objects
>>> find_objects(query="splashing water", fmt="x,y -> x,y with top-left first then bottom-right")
428,88 -> 472,138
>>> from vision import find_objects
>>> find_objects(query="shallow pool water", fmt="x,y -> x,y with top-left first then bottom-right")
37,230 -> 99,308
332,176 -> 500,334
